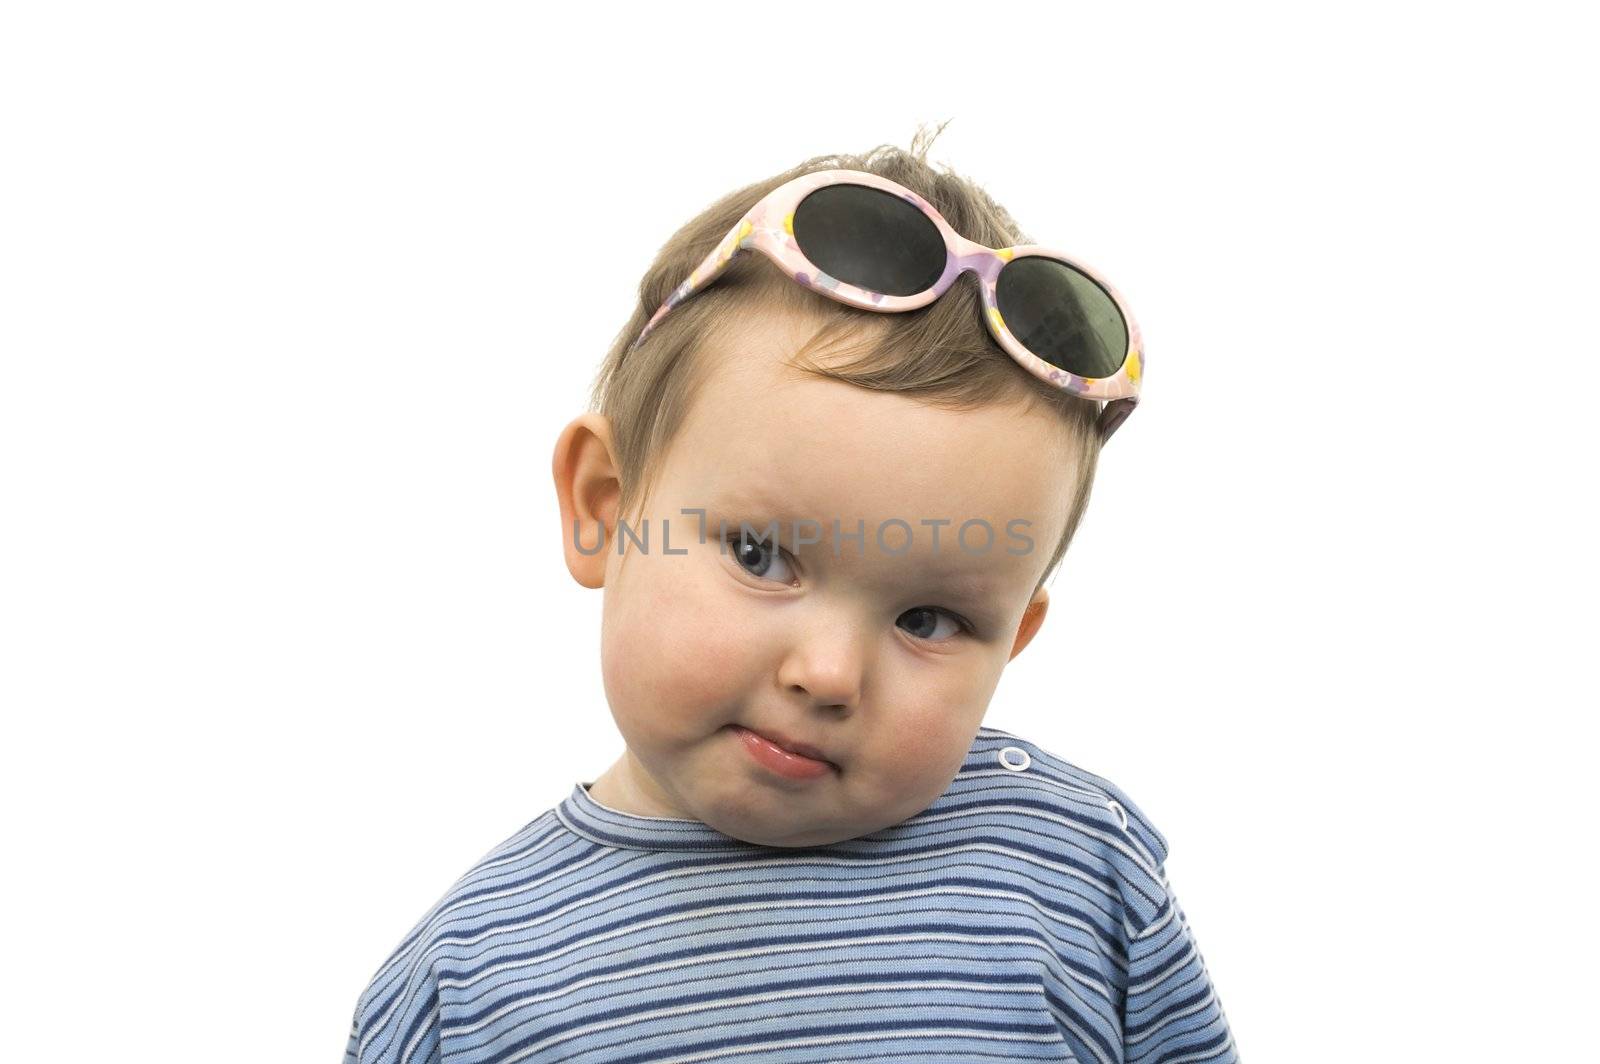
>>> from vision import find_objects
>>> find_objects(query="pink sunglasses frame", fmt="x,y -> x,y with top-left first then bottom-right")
630,168 -> 1144,442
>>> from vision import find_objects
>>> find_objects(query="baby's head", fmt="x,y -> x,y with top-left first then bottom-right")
554,136 -> 1114,848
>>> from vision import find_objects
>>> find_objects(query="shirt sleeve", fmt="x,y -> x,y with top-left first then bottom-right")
344,944 -> 445,1063
1120,869 -> 1239,1063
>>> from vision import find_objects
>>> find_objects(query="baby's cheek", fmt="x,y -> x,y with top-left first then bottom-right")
621,559 -> 754,722
667,602 -> 759,709
866,707 -> 980,806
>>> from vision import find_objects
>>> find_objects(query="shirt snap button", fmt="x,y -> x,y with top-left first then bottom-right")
997,746 -> 1031,771
1106,799 -> 1129,830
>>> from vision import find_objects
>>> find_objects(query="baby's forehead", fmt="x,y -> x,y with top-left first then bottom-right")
683,382 -> 1071,519
670,305 -> 1080,541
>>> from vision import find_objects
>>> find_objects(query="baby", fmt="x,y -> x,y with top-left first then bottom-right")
345,139 -> 1238,1063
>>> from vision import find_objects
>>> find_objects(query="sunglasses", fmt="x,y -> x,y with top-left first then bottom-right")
630,168 -> 1144,442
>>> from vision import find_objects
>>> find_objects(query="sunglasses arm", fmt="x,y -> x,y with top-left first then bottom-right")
1098,397 -> 1137,443
631,213 -> 760,350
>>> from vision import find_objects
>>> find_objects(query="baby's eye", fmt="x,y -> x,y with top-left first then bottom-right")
896,606 -> 967,643
723,530 -> 796,585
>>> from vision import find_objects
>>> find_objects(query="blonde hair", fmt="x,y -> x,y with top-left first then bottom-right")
587,122 -> 1103,595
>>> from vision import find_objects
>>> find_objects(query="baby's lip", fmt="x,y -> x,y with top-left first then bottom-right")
736,725 -> 835,766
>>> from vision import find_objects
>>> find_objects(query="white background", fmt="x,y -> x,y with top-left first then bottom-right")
3,3 -> 1595,1060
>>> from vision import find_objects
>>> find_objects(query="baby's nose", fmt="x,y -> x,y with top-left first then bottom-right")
776,625 -> 866,710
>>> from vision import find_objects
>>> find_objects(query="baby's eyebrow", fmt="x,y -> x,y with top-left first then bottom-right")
691,496 -> 823,542
923,569 -> 1004,595
912,570 -> 1020,615
829,542 -> 1016,603
697,487 -> 797,519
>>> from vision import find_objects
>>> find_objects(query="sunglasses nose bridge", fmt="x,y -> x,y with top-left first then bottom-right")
944,233 -> 1005,289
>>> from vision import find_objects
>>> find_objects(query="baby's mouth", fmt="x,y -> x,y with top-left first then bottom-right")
727,724 -> 838,770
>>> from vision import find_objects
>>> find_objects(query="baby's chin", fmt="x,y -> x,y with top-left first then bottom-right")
690,773 -> 871,849
704,812 -> 867,850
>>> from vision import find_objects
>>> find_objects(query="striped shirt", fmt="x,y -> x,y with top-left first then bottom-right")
345,725 -> 1238,1063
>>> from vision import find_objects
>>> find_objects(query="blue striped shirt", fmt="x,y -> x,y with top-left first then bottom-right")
345,725 -> 1238,1063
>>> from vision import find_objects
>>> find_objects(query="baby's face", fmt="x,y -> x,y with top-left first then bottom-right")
567,306 -> 1083,847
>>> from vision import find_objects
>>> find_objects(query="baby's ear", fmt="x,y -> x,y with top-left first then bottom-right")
1008,586 -> 1050,662
552,413 -> 621,589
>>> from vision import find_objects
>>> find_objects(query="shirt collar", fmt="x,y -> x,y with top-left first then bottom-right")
555,726 -> 1021,853
557,780 -> 769,851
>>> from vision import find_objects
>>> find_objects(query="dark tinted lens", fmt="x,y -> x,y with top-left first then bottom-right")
791,184 -> 947,296
995,257 -> 1128,378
